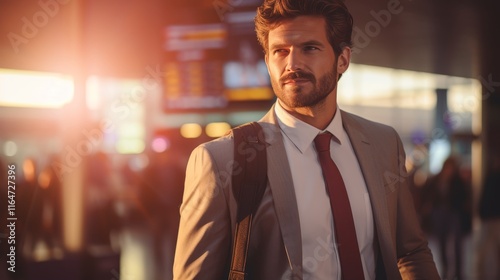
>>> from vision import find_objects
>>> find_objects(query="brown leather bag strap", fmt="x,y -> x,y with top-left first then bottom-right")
229,122 -> 268,280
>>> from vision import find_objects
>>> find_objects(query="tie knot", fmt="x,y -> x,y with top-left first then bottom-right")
314,132 -> 332,153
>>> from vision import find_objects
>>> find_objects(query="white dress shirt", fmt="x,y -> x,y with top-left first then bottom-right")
274,101 -> 375,280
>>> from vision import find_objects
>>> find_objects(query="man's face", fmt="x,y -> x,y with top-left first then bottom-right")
265,16 -> 348,110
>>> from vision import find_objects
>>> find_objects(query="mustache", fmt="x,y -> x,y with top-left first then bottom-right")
280,71 -> 316,84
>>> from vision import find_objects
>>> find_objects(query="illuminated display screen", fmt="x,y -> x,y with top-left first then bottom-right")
163,24 -> 227,110
163,5 -> 274,111
223,11 -> 272,102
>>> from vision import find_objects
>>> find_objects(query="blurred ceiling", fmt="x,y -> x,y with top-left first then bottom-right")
351,0 -> 498,81
347,0 -> 482,77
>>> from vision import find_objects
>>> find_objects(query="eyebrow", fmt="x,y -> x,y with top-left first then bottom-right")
269,40 -> 326,50
300,40 -> 325,48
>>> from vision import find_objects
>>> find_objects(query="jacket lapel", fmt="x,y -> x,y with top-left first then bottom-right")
259,106 -> 303,277
340,110 -> 397,276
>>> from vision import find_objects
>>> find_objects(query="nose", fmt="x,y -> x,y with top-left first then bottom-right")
286,49 -> 303,72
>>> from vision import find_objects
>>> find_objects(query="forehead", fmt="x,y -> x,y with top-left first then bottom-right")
268,16 -> 328,46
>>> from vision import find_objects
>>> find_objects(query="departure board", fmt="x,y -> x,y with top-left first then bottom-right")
163,23 -> 227,110
163,2 -> 274,111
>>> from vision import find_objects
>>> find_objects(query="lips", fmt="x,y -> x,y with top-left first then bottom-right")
284,78 -> 310,85
280,71 -> 315,86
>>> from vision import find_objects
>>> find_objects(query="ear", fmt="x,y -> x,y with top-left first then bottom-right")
264,53 -> 271,75
337,47 -> 351,74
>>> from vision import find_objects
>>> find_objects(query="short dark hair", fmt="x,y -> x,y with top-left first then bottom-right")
255,0 -> 353,56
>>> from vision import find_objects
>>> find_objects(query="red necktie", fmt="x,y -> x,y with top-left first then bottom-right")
314,132 -> 365,280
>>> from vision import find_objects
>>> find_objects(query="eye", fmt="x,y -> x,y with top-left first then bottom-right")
304,46 -> 320,52
273,49 -> 289,55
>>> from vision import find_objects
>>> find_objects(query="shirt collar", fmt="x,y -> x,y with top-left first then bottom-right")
274,101 -> 344,154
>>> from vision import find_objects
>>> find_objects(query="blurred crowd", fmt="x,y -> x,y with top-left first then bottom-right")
1,151 -> 500,280
0,149 -> 186,280
411,155 -> 500,279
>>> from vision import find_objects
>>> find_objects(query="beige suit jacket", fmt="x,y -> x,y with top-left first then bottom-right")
173,105 -> 440,280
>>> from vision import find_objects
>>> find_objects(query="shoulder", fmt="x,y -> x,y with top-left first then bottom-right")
189,133 -> 235,168
341,110 -> 401,145
340,109 -> 406,169
341,110 -> 397,135
201,132 -> 234,151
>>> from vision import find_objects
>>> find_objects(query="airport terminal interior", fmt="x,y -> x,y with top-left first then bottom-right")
0,0 -> 500,279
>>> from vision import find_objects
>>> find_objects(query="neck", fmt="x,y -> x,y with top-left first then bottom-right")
279,93 -> 338,130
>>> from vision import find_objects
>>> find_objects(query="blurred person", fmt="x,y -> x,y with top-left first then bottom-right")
116,158 -> 144,226
14,157 -> 40,278
476,156 -> 500,279
421,156 -> 471,279
173,0 -> 439,279
38,155 -> 63,257
84,151 -> 121,250
139,150 -> 185,280
26,155 -> 64,259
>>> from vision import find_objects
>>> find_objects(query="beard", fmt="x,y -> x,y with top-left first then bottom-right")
271,65 -> 338,109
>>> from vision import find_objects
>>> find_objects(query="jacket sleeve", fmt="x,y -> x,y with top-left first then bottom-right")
173,144 -> 232,280
393,131 -> 440,280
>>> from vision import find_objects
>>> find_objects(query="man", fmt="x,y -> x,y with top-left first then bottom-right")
173,0 -> 440,279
